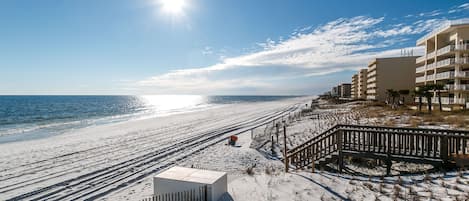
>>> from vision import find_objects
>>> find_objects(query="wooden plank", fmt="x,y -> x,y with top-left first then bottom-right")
373,132 -> 377,152
427,135 -> 430,156
411,133 -> 415,156
397,132 -> 401,154
283,125 -> 289,172
338,130 -> 343,174
462,138 -> 467,155
362,131 -> 366,152
352,130 -> 355,151
386,131 -> 392,176
441,135 -> 449,164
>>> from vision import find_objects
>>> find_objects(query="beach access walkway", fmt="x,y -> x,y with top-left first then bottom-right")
286,124 -> 469,175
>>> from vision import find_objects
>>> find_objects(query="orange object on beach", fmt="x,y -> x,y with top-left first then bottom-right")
228,135 -> 238,145
230,135 -> 238,142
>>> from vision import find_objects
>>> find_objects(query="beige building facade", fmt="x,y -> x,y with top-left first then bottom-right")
351,74 -> 358,99
415,20 -> 469,109
340,83 -> 351,98
351,69 -> 368,99
366,56 -> 418,102
357,69 -> 368,99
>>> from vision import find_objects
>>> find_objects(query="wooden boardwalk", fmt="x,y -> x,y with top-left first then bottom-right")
285,124 -> 469,175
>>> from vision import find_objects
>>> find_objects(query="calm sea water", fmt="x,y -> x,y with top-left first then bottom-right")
0,95 -> 298,143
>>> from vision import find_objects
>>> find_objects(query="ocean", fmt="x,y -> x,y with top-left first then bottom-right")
0,95 -> 299,143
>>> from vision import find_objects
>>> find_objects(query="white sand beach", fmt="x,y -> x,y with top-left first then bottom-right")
2,98 -> 469,201
0,96 -> 311,200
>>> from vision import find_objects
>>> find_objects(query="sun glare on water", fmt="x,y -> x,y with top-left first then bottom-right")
139,95 -> 206,111
158,0 -> 188,16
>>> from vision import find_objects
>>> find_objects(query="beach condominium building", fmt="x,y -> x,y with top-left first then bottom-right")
351,74 -> 358,99
357,69 -> 368,99
366,56 -> 418,103
331,84 -> 350,98
415,20 -> 469,109
340,83 -> 352,98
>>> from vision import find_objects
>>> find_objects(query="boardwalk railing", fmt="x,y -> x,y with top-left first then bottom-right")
141,185 -> 208,201
285,124 -> 469,175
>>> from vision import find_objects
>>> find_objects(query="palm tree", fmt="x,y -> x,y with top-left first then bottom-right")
427,84 -> 445,112
390,90 -> 400,108
386,89 -> 395,105
398,89 -> 410,105
421,85 -> 433,113
413,87 -> 424,112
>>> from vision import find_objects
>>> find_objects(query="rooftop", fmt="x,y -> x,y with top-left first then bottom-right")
417,18 -> 469,45
155,166 -> 226,184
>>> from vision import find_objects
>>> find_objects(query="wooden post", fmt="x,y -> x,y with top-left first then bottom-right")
386,132 -> 392,176
311,147 -> 315,173
271,135 -> 275,154
337,130 -> 344,174
440,135 -> 449,167
283,125 -> 289,172
276,123 -> 279,144
204,185 -> 208,201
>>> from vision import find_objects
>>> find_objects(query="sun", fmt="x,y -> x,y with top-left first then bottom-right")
159,0 -> 187,16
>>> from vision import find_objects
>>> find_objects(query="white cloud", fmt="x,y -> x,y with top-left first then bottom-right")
449,3 -> 469,14
201,46 -> 213,55
134,11 -> 456,94
458,3 -> 469,9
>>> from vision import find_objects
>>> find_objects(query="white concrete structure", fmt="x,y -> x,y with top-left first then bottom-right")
154,166 -> 227,201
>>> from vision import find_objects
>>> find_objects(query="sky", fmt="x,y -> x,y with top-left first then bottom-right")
0,0 -> 468,95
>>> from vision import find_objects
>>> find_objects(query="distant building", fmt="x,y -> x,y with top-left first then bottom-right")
351,74 -> 358,99
331,84 -> 350,98
340,83 -> 352,98
351,69 -> 368,100
366,56 -> 418,103
331,86 -> 341,97
415,20 -> 469,109
357,69 -> 368,99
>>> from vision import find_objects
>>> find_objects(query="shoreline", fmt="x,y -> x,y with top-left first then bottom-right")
0,95 -> 309,145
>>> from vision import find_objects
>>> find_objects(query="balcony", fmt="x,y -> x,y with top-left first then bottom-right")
437,45 -> 455,56
416,56 -> 426,64
416,76 -> 425,83
456,57 -> 469,65
427,62 -> 436,70
416,66 -> 426,73
446,84 -> 469,91
435,71 -> 454,80
426,74 -> 435,80
368,70 -> 376,77
415,97 -> 467,105
455,43 -> 469,51
367,95 -> 376,100
427,51 -> 436,58
455,71 -> 469,78
436,58 -> 455,68
367,77 -> 376,83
